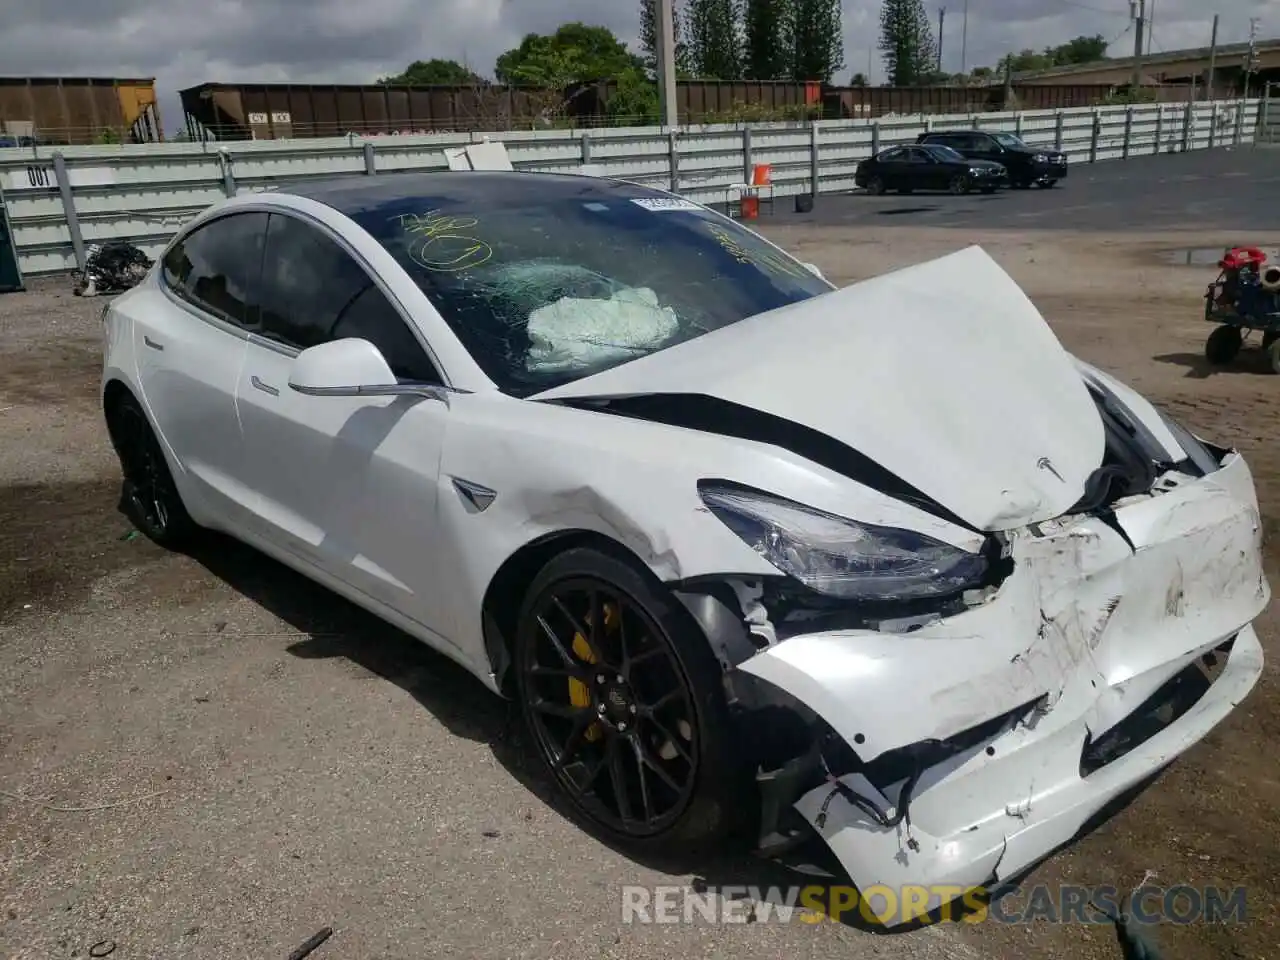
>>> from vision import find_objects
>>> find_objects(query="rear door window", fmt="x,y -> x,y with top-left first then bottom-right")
162,212 -> 269,329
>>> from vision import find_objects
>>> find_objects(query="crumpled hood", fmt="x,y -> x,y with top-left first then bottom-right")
532,245 -> 1106,532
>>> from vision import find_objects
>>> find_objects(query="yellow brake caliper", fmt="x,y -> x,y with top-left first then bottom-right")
567,603 -> 619,742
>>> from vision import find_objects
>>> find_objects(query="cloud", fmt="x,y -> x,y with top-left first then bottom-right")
0,0 -> 1271,134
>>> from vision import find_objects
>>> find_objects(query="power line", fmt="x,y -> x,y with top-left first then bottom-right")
1048,0 -> 1131,17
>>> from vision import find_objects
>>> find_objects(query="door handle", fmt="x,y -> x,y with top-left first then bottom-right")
250,375 -> 279,396
143,335 -> 164,351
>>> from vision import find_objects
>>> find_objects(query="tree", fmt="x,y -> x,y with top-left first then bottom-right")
378,59 -> 482,85
849,72 -> 868,86
685,0 -> 743,79
878,0 -> 936,86
494,23 -> 644,86
744,0 -> 790,80
1051,34 -> 1108,65
788,0 -> 844,82
639,0 -> 693,77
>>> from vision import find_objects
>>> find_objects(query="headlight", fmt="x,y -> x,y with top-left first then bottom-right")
1159,412 -> 1222,475
1034,153 -> 1047,163
699,484 -> 989,601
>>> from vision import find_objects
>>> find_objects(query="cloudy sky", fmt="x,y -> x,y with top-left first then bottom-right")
1,0 -> 1273,133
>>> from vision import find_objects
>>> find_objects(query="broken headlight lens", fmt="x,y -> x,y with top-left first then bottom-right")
699,484 -> 989,601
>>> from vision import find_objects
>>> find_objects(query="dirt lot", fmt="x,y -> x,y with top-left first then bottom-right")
2,208 -> 1279,958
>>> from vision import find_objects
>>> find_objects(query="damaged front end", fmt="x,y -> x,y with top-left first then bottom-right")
672,388 -> 1268,926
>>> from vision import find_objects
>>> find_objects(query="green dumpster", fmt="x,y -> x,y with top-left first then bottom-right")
0,193 -> 24,292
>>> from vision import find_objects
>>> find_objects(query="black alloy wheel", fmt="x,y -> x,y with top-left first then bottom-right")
108,395 -> 196,547
949,173 -> 971,195
865,175 -> 887,196
515,548 -> 745,850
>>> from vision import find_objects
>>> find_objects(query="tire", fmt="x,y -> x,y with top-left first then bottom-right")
980,186 -> 996,194
948,174 -> 971,195
1204,325 -> 1244,365
1262,331 -> 1279,351
105,392 -> 198,548
514,546 -> 749,854
1267,338 -> 1280,375
1011,179 -> 1031,189
865,176 -> 886,196
1036,179 -> 1059,189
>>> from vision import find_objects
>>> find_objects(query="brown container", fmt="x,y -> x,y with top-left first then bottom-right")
0,77 -> 162,144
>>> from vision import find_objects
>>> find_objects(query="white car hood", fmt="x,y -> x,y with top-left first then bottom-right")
533,245 -> 1106,531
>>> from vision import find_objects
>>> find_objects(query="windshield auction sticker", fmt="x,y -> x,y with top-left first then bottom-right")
631,198 -> 702,211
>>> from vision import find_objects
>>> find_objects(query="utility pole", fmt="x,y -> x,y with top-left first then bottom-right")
1130,0 -> 1146,92
1206,14 -> 1219,102
960,0 -> 969,75
656,0 -> 678,128
938,8 -> 946,74
1243,17 -> 1261,99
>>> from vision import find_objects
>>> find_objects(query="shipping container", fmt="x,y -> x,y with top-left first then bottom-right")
0,76 -> 162,145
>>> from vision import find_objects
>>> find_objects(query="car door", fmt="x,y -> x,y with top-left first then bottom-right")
905,147 -> 946,190
234,210 -> 458,643
135,211 -> 268,527
875,147 -> 908,188
965,133 -> 1003,164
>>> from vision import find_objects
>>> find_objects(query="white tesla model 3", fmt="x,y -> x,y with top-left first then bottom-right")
100,171 -> 1269,923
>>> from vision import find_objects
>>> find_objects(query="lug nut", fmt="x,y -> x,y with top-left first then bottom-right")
616,674 -> 625,684
629,704 -> 637,714
596,674 -> 606,684
618,722 -> 628,732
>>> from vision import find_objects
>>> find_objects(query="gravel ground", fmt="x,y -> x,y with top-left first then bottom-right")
1,206 -> 1278,960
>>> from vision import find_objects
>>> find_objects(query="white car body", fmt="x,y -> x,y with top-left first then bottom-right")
101,176 -> 1269,924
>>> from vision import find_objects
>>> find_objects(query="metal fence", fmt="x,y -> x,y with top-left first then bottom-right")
1258,83 -> 1280,144
0,98 -> 1261,279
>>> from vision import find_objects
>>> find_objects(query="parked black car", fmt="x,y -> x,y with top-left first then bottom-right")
855,144 -> 1006,196
915,130 -> 1068,188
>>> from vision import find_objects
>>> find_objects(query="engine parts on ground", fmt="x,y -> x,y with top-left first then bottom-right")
1202,246 -> 1280,374
73,241 -> 153,297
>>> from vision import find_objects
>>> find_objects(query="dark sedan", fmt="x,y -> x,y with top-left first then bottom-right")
855,144 -> 1006,196
916,131 -> 1068,188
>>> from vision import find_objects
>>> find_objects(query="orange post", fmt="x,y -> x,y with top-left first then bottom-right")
751,163 -> 772,186
740,194 -> 759,220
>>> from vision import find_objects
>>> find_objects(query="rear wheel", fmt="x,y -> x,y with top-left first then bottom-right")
1205,325 -> 1244,365
1267,337 -> 1280,375
106,393 -> 197,547
514,547 -> 748,853
948,174 -> 971,195
1036,179 -> 1059,189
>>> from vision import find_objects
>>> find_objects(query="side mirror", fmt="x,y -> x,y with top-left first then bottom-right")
288,338 -> 446,401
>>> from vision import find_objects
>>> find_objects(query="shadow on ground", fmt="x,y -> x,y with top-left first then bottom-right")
181,529 -> 1167,947
1153,350 -> 1275,379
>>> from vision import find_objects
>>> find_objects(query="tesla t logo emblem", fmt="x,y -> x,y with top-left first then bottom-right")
1037,457 -> 1065,482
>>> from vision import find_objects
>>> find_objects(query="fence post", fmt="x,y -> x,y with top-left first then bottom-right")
1054,111 -> 1065,151
1122,107 -> 1133,158
1089,111 -> 1100,163
1154,106 -> 1164,153
217,148 -> 236,196
580,131 -> 592,167
742,127 -> 753,184
1234,99 -> 1245,146
51,153 -> 87,274
1182,101 -> 1193,152
971,114 -> 981,129
363,141 -> 377,175
668,131 -> 679,193
871,120 -> 880,156
1209,104 -> 1218,149
1015,112 -> 1024,137
809,121 -> 820,200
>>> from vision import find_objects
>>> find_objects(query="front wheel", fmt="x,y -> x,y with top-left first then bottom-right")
865,176 -> 887,196
948,174 -> 971,195
1036,179 -> 1059,189
514,547 -> 748,852
1205,325 -> 1243,365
